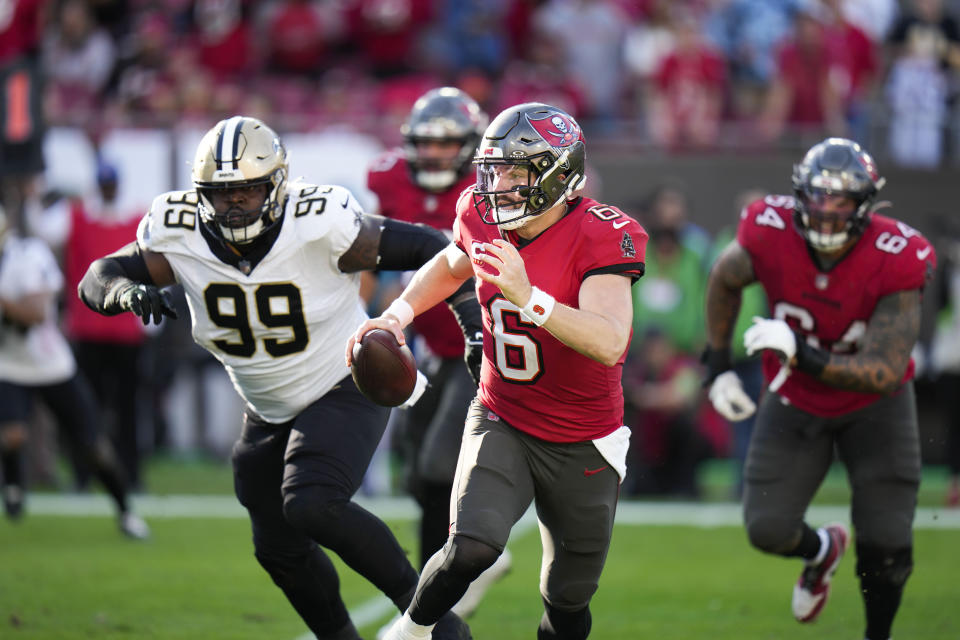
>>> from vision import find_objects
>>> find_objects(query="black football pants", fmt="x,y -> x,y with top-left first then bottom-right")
231,374 -> 418,637
743,383 -> 920,552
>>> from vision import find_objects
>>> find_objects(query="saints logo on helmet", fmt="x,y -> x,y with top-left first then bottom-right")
402,87 -> 487,192
472,103 -> 586,230
193,116 -> 289,244
792,137 -> 885,252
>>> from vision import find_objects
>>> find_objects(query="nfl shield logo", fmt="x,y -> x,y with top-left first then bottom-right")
815,274 -> 829,290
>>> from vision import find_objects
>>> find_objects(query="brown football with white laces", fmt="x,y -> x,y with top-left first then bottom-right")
351,329 -> 417,407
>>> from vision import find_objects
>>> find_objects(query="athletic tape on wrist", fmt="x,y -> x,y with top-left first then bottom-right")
520,287 -> 556,326
383,298 -> 414,329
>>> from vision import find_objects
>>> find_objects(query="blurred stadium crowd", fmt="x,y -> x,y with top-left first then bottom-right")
2,0 -> 960,506
4,0 -> 959,157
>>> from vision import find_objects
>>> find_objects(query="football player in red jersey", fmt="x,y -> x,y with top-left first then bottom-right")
368,87 -> 515,622
367,85 -> 488,560
348,103 -> 647,640
704,138 -> 935,640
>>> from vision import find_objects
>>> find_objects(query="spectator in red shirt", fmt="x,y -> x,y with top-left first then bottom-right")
647,12 -> 727,149
343,0 -> 434,78
624,327 -> 714,498
190,0 -> 255,78
63,161 -> 149,489
823,0 -> 880,141
758,3 -> 848,143
260,0 -> 334,76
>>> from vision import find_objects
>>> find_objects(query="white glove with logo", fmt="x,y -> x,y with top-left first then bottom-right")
708,370 -> 757,421
744,317 -> 797,361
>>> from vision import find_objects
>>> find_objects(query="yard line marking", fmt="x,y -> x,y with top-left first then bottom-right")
22,494 -> 960,530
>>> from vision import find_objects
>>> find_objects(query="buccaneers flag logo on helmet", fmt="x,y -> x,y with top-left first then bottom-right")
528,113 -> 581,148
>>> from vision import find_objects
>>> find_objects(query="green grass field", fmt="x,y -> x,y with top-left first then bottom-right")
1,458 -> 958,639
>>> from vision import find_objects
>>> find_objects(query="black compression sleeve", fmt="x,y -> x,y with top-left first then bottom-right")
376,218 -> 450,272
447,278 -> 482,340
78,242 -> 155,315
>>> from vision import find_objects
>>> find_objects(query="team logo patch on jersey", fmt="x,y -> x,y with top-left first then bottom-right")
620,232 -> 636,258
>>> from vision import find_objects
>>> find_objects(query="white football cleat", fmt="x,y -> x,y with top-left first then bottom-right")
119,512 -> 151,540
792,523 -> 849,623
379,612 -> 433,640
451,548 -> 512,619
376,613 -> 401,640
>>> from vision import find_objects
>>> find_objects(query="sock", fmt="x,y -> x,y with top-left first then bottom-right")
1,448 -> 23,488
809,527 -> 831,565
399,611 -> 435,639
788,524 -> 823,561
862,577 -> 903,640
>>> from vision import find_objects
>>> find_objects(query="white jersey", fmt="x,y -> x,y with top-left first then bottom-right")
0,235 -> 77,385
136,180 -> 368,423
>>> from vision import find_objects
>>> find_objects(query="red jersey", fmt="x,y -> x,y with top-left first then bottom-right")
454,193 -> 647,443
64,201 -> 145,344
738,194 -> 936,417
367,150 -> 476,359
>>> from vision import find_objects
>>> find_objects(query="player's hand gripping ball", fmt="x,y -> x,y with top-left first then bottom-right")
351,329 -> 418,407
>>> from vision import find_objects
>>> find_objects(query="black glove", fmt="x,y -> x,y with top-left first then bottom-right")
118,284 -> 178,325
465,330 -> 483,387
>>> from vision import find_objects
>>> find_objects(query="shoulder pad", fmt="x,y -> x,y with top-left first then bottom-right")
868,215 -> 937,291
138,190 -> 200,252
286,181 -> 364,244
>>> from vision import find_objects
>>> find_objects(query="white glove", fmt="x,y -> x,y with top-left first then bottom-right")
744,317 -> 797,361
708,370 -> 757,421
399,370 -> 429,409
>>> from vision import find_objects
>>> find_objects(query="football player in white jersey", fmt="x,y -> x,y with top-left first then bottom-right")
0,206 -> 149,538
78,116 -> 477,640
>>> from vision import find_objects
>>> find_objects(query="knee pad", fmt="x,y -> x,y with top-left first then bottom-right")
538,600 -> 591,640
745,514 -> 802,555
443,535 -> 500,581
856,544 -> 913,587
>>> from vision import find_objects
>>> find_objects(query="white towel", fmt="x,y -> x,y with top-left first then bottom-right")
592,425 -> 631,484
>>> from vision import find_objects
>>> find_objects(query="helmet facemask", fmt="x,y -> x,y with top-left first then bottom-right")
794,184 -> 866,252
791,137 -> 884,253
197,171 -> 285,245
472,103 -> 586,231
406,136 -> 473,191
402,87 -> 487,192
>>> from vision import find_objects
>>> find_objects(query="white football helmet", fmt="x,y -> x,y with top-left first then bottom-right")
193,116 -> 289,244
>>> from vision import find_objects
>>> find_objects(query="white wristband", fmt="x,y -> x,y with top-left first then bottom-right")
520,287 -> 556,326
382,298 -> 414,329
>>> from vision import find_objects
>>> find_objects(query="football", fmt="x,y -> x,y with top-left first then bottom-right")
351,329 -> 418,407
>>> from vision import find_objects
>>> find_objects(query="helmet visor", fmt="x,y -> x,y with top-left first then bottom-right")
475,162 -> 536,208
